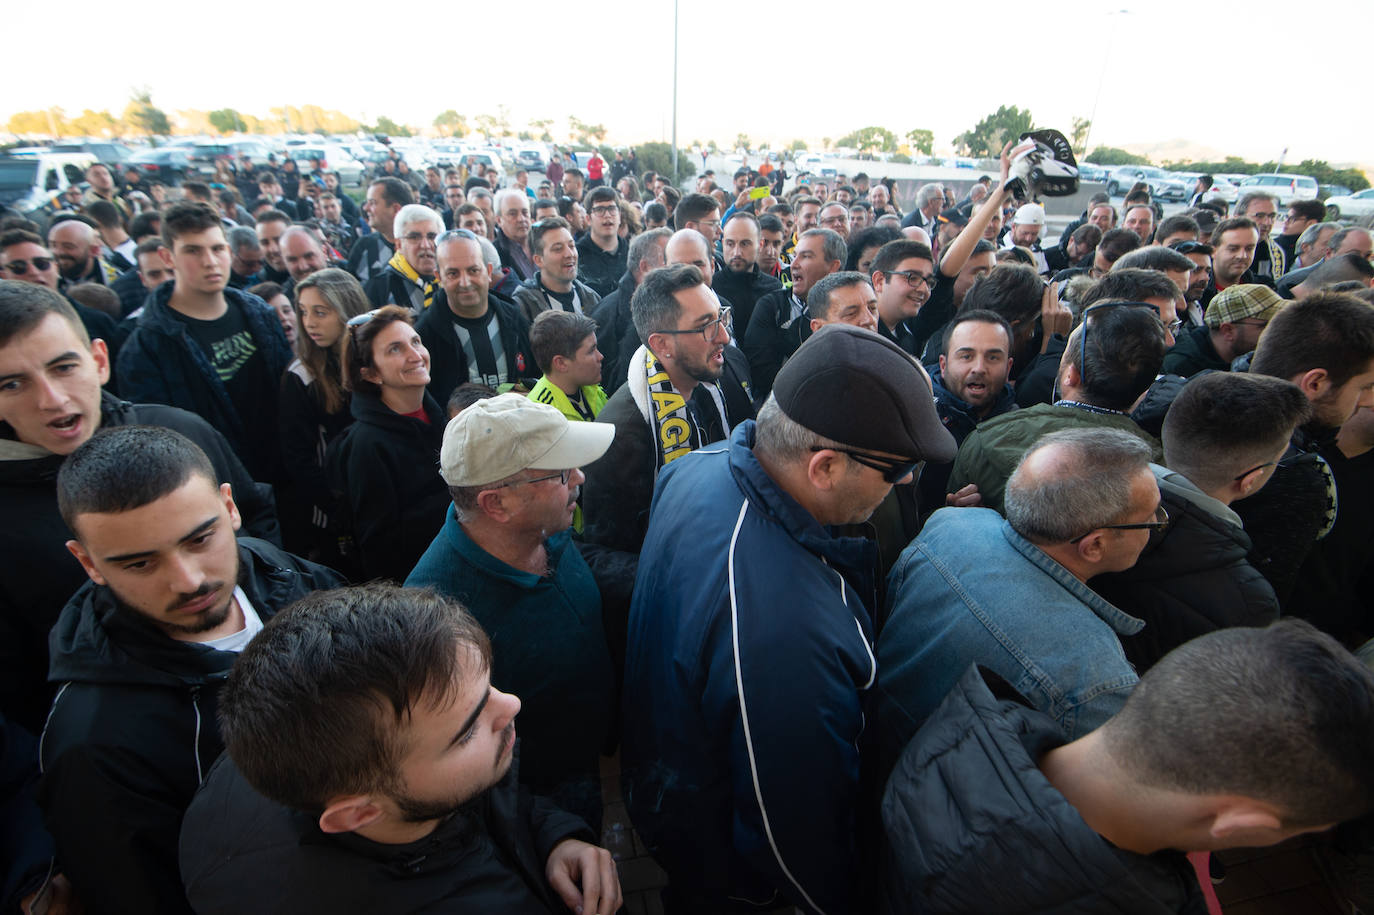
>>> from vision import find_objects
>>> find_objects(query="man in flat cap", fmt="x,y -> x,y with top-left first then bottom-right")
621,325 -> 957,915
406,393 -> 616,829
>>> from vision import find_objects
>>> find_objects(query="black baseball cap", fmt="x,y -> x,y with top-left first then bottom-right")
937,207 -> 969,226
772,325 -> 956,463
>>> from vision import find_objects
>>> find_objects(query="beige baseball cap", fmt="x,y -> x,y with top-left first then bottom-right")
439,393 -> 614,487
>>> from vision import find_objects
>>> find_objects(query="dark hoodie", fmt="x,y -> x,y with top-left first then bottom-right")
324,390 -> 449,583
37,538 -> 343,915
0,391 -> 279,735
917,369 -> 1018,514
881,665 -> 1207,914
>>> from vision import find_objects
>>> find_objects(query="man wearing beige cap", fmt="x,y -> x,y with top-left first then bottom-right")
622,324 -> 957,915
1162,284 -> 1286,377
406,392 -> 616,829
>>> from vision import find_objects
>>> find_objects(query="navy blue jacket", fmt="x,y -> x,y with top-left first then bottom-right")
115,284 -> 292,481
622,421 -> 878,914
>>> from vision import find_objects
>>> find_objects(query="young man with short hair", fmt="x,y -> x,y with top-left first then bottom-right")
116,202 -> 292,484
181,583 -> 621,915
0,282 -> 278,733
39,426 -> 339,913
512,217 -> 602,323
527,310 -> 606,422
882,619 -> 1374,912
576,186 -> 629,297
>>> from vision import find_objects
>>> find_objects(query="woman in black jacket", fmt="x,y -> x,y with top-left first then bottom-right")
326,305 -> 448,583
278,268 -> 369,559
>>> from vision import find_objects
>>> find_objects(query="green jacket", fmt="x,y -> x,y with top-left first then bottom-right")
947,403 -> 1164,513
527,375 -> 607,422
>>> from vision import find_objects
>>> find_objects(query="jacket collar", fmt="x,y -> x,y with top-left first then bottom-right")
442,507 -> 571,587
999,518 -> 1145,637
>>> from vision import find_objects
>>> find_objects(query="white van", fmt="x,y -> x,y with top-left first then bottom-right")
1238,173 -> 1319,205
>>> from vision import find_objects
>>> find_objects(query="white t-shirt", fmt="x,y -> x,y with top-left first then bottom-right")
202,587 -> 264,654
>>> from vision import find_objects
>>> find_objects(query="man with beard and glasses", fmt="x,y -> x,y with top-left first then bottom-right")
39,426 -> 341,915
178,583 -> 620,915
47,216 -> 120,293
582,264 -> 747,556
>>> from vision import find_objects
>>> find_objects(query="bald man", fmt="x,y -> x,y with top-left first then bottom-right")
279,226 -> 330,289
48,219 -> 119,292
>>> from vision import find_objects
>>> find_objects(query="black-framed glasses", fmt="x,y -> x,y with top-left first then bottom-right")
487,468 -> 572,489
811,447 -> 918,483
1078,301 -> 1162,385
1071,504 -> 1171,544
657,306 -> 732,342
1233,461 -> 1276,481
884,269 -> 935,289
3,257 -> 53,274
589,204 -> 619,216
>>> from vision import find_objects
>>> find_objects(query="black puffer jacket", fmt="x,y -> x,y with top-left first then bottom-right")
881,665 -> 1207,914
180,748 -> 591,915
0,392 -> 279,735
325,390 -> 449,583
1092,467 -> 1278,671
38,538 -> 343,915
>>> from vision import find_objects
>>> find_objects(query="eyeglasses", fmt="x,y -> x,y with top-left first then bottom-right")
590,205 -> 619,216
401,231 -> 439,244
812,447 -> 918,483
884,270 -> 936,289
657,306 -> 732,342
487,468 -> 572,489
1078,301 -> 1163,386
1233,461 -> 1276,481
1071,504 -> 1171,544
3,257 -> 54,274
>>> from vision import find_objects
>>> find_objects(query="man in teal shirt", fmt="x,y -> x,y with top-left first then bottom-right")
406,394 -> 615,829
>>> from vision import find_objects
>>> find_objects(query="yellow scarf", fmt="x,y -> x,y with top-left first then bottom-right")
387,250 -> 435,310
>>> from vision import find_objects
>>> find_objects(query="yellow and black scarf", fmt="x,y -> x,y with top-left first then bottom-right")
387,250 -> 435,310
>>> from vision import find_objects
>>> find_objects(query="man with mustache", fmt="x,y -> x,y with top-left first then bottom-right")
39,425 -> 341,914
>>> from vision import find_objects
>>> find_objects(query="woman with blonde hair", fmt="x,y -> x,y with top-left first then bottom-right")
277,267 -> 369,558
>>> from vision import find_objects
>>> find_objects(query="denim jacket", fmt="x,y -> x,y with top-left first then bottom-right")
872,507 -> 1142,786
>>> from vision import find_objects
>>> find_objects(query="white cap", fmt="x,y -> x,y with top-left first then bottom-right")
1013,203 -> 1046,227
439,393 -> 614,487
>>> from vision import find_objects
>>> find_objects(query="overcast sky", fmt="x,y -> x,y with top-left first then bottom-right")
9,0 -> 1367,167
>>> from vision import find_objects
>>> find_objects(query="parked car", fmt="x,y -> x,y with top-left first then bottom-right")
1077,164 -> 1109,183
1324,189 -> 1374,223
514,146 -> 547,172
1237,172 -> 1319,205
223,139 -> 274,166
1154,173 -> 1190,201
286,146 -> 366,186
125,148 -> 193,186
0,153 -> 96,222
1105,165 -> 1170,197
49,141 -> 137,170
1319,184 -> 1352,202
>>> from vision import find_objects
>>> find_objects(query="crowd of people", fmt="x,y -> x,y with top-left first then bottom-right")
2,135 -> 1374,915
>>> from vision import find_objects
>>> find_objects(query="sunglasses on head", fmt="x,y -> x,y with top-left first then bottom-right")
3,257 -> 53,274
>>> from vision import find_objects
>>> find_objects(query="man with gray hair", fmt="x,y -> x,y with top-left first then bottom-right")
588,227 -> 671,393
623,324 -> 956,914
492,188 -> 535,282
405,393 -> 615,826
874,427 -> 1156,783
1278,225 -> 1372,297
226,226 -> 263,289
1291,220 -> 1339,271
903,183 -> 945,231
365,203 -> 442,312
806,270 -> 879,332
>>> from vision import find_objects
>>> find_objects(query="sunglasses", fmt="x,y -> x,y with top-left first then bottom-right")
813,447 -> 918,483
4,257 -> 54,274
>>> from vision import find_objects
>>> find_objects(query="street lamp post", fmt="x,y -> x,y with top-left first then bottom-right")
671,0 -> 679,183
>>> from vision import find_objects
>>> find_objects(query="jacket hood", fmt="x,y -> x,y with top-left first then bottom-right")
929,369 -> 1018,423
0,390 -> 139,483
883,664 -> 1203,912
48,539 -> 296,689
